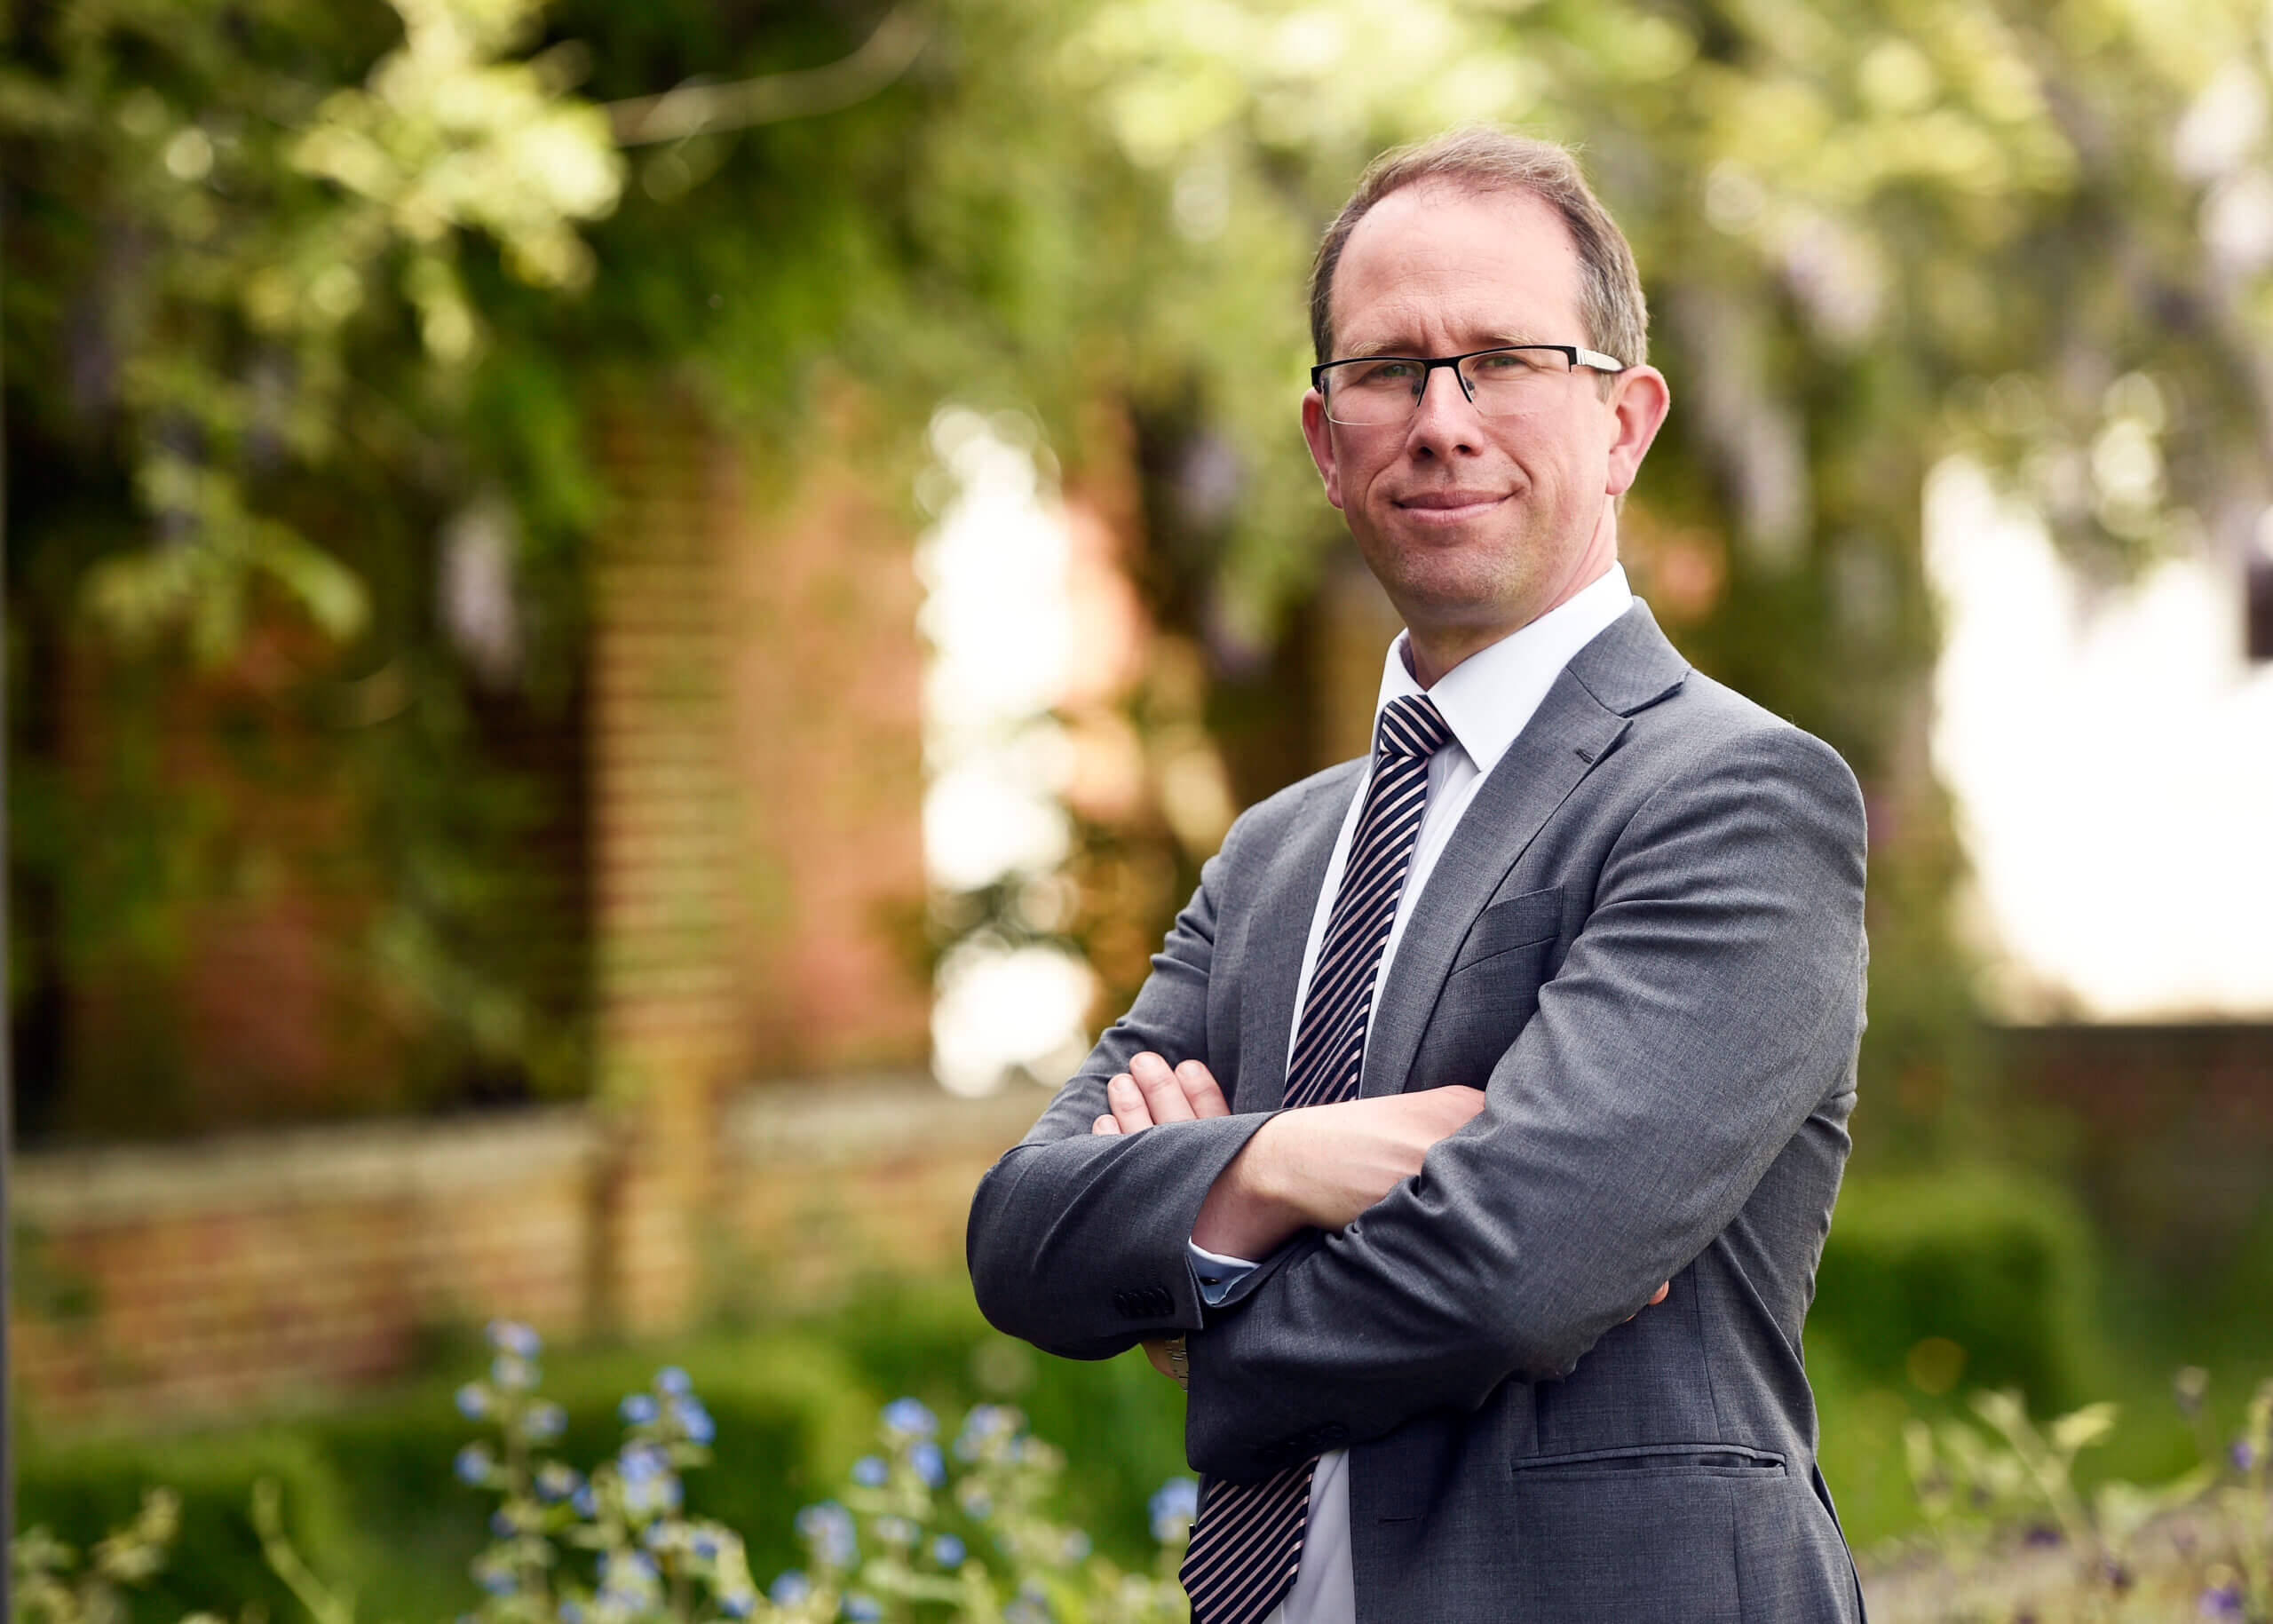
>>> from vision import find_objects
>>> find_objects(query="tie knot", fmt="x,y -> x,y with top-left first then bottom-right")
1375,693 -> 1452,761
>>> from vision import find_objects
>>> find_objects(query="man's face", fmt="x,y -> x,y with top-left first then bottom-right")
1301,182 -> 1668,681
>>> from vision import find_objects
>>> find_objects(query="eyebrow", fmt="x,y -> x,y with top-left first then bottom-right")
1338,331 -> 1548,359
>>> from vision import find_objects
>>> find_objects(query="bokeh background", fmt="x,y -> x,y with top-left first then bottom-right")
5,0 -> 2272,1614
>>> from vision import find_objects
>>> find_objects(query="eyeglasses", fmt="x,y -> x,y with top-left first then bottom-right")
1310,344 -> 1628,426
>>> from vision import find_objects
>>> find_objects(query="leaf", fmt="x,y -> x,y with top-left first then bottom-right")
2049,1403 -> 2119,1454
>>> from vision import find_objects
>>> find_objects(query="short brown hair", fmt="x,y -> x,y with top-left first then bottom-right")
1308,127 -> 1648,370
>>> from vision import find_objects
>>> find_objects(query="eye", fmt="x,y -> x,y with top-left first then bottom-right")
1346,359 -> 1420,386
1470,349 -> 1548,376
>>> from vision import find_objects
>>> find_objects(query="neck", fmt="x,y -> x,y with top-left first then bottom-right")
1406,535 -> 1618,688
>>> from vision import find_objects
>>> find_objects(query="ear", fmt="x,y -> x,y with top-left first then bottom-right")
1603,365 -> 1671,497
1301,388 -> 1346,511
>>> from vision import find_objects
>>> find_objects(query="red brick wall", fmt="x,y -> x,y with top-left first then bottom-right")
8,1078 -> 1041,1429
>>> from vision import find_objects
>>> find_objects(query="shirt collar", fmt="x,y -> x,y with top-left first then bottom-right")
1374,564 -> 1635,777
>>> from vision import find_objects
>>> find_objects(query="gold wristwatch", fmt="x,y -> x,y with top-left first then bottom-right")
1165,1334 -> 1190,1390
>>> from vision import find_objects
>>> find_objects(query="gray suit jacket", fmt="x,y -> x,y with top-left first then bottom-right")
968,601 -> 1869,1621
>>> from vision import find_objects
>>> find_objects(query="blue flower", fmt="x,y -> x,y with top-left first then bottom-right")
882,1397 -> 938,1438
620,1392 -> 661,1426
455,1382 -> 491,1421
607,1549 -> 660,1583
2231,1439 -> 2258,1471
795,1501 -> 859,1568
491,1509 -> 517,1538
1150,1477 -> 1200,1544
492,1355 -> 538,1391
656,1366 -> 693,1396
719,1592 -> 756,1620
954,1403 -> 1017,1460
570,1483 -> 598,1518
535,1462 -> 581,1504
691,1529 -> 722,1561
454,1444 -> 495,1485
524,1401 -> 567,1442
842,1595 -> 883,1623
2202,1583 -> 2246,1620
670,1396 -> 716,1445
620,1442 -> 669,1482
622,1471 -> 677,1517
931,1533 -> 965,1568
557,1604 -> 585,1624
851,1454 -> 890,1487
875,1515 -> 918,1547
487,1319 -> 542,1359
910,1440 -> 946,1487
769,1571 -> 812,1607
479,1568 -> 517,1596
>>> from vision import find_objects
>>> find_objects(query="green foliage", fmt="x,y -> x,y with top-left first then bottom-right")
12,1489 -> 210,1624
1876,1374 -> 2273,1621
13,1431 -> 363,1624
0,0 -> 622,655
13,1319 -> 1195,1624
10,1294 -> 1191,1623
1814,1169 -> 2107,1412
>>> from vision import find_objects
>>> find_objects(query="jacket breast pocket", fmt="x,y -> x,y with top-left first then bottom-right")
1409,887 -> 1564,1089
1450,884 -> 1565,974
1439,884 -> 1563,1019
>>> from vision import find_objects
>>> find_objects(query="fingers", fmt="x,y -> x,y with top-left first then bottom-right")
1141,1338 -> 1179,1382
1129,1052 -> 1199,1123
1105,1053 -> 1228,1135
1624,1281 -> 1674,1323
1106,1073 -> 1154,1134
1175,1058 -> 1231,1118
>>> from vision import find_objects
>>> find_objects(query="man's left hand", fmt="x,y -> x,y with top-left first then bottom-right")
1090,1052 -> 1224,1383
1091,1050 -> 1228,1135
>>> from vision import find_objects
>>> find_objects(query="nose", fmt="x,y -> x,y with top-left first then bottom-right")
1406,361 -> 1483,456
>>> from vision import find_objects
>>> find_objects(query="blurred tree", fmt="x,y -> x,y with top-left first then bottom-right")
7,0 -> 2268,1148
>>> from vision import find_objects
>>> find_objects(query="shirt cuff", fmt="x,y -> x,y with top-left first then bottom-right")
1188,1240 -> 1262,1306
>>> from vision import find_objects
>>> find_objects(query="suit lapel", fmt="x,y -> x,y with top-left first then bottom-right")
1232,764 -> 1360,1113
1359,600 -> 1689,1099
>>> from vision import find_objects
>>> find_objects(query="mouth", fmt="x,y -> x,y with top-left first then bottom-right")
1392,491 -> 1509,525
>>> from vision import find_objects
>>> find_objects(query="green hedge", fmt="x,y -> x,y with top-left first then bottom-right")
17,1285 -> 1185,1620
1811,1168 -> 2107,1412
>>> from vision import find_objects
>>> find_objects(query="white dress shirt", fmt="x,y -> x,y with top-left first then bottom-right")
1186,564 -> 1636,1624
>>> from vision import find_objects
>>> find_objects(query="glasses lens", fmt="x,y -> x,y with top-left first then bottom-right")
1322,349 -> 1572,424
1323,358 -> 1425,425
1461,348 -> 1569,416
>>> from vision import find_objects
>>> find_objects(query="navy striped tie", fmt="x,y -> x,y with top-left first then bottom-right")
1180,692 -> 1453,1624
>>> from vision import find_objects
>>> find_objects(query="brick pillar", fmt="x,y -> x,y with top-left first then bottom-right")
590,399 -> 743,1335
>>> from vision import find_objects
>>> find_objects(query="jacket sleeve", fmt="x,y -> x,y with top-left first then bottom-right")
1181,725 -> 1869,1477
966,826 -> 1281,1361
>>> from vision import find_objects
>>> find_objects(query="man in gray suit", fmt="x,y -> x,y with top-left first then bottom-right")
967,127 -> 1868,1622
